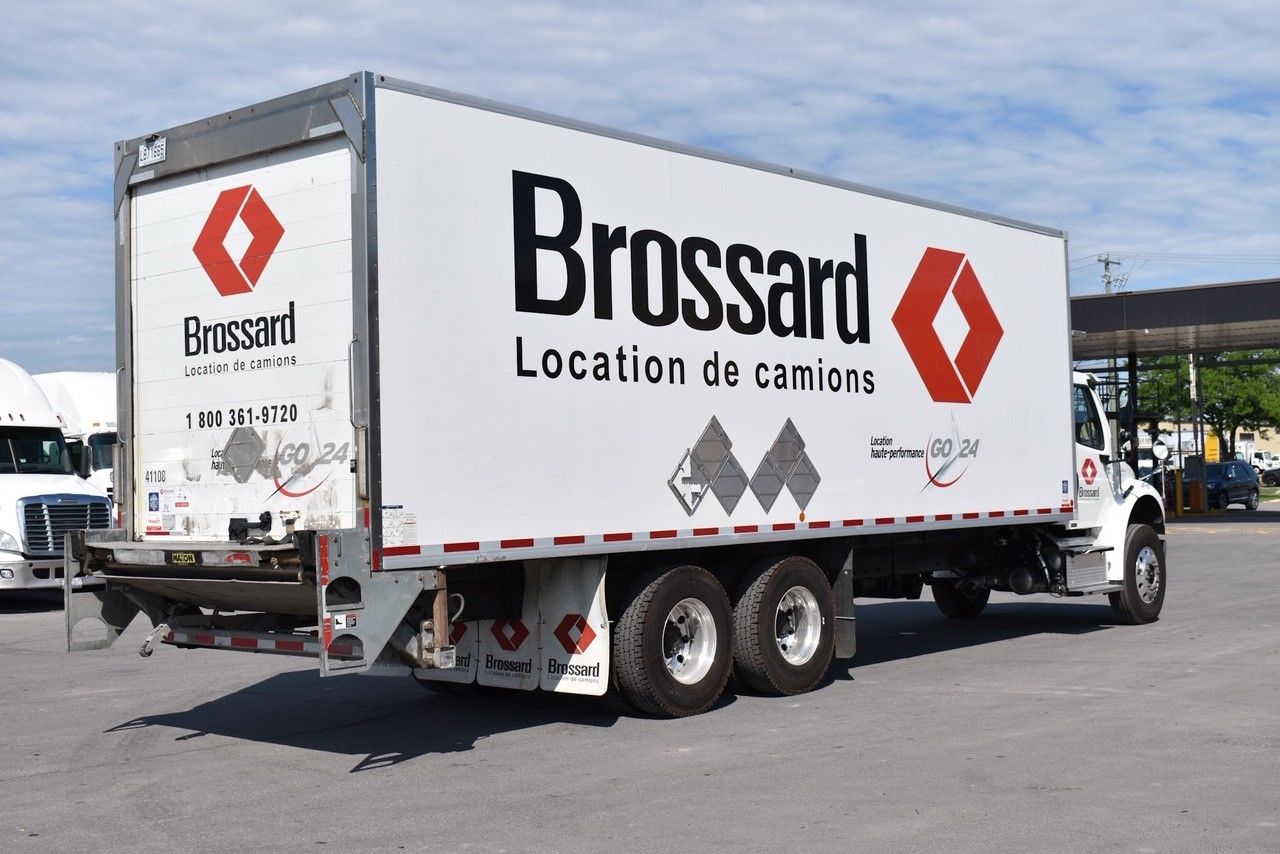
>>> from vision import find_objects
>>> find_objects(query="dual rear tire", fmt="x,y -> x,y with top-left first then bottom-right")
612,557 -> 836,716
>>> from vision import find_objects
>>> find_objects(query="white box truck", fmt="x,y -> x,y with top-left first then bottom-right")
67,73 -> 1166,716
34,372 -> 118,498
1,359 -> 112,591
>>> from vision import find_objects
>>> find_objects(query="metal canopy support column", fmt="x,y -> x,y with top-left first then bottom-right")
1127,350 -> 1139,472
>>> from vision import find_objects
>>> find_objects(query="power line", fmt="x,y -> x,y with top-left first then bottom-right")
1070,250 -> 1280,264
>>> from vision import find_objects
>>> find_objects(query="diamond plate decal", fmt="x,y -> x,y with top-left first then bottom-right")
786,452 -> 821,511
691,416 -> 733,476
221,426 -> 266,484
673,417 -> 821,516
710,453 -> 749,514
748,455 -> 785,512
669,417 -> 737,515
750,419 -> 806,512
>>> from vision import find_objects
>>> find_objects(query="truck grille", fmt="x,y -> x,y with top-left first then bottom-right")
21,499 -> 112,556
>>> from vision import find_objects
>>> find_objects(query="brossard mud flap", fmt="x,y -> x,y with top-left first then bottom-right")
415,557 -> 610,697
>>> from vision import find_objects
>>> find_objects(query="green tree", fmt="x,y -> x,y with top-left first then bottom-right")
1138,350 -> 1280,456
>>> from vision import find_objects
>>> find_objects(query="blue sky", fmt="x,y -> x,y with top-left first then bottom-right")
2,1 -> 1278,372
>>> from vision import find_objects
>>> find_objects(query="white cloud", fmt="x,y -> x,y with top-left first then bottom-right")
0,1 -> 1277,370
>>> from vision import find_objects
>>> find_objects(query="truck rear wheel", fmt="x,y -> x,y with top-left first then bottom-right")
931,581 -> 990,618
732,556 -> 834,696
613,565 -> 733,717
1108,523 -> 1164,624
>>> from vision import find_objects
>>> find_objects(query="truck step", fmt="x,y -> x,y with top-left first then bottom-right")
1052,536 -> 1113,552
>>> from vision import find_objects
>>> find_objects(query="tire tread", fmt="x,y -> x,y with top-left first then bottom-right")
613,567 -> 671,716
732,565 -> 778,694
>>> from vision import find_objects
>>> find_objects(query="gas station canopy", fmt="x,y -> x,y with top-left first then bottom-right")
1070,277 -> 1280,360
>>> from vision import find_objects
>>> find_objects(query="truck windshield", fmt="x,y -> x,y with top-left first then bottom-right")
0,427 -> 74,475
88,431 -> 117,469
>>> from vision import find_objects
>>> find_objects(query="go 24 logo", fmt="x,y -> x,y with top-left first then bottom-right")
923,425 -> 981,490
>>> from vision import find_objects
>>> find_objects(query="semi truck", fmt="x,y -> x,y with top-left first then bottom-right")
34,371 -> 118,498
1,359 -> 112,591
66,73 -> 1166,717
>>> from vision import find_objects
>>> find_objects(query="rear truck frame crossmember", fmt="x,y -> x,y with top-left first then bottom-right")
64,528 -> 454,675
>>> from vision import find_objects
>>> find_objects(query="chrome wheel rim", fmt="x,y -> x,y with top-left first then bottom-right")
1135,546 -> 1161,604
775,585 -> 822,666
662,598 -> 717,684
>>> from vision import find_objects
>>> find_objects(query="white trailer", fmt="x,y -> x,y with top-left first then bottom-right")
68,73 -> 1166,716
34,372 -> 118,498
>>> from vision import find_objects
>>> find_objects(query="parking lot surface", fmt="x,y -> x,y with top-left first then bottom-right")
2,510 -> 1277,853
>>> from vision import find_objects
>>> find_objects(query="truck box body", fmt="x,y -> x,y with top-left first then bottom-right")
120,73 -> 1072,564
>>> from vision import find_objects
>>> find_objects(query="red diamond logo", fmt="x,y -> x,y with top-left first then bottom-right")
892,248 -> 1004,404
192,185 -> 285,296
1081,457 -> 1098,486
552,613 -> 597,655
489,619 -> 530,651
449,622 -> 467,646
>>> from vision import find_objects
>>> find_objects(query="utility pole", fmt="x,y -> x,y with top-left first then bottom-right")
1098,252 -> 1119,295
1099,254 -> 1122,452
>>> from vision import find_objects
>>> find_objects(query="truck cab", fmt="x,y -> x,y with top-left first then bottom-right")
34,372 -> 118,500
0,359 -> 113,591
1063,371 -> 1165,616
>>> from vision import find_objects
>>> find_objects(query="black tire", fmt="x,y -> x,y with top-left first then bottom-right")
931,581 -> 991,618
1108,523 -> 1165,624
1247,489 -> 1260,511
732,556 -> 835,696
613,565 -> 733,718
597,660 -> 639,714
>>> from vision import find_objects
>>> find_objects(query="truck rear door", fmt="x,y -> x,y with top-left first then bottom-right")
128,134 -> 360,541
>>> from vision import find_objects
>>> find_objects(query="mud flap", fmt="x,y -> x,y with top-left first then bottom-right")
834,563 -> 856,659
419,557 -> 610,696
537,557 -> 609,696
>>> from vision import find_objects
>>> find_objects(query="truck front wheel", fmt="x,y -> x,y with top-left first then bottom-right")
613,565 -> 733,717
931,581 -> 990,618
1108,523 -> 1165,624
732,556 -> 834,696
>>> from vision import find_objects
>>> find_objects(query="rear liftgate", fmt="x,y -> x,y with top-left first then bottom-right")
65,529 -> 455,675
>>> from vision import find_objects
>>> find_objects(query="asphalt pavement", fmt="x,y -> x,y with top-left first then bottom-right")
2,509 -> 1277,853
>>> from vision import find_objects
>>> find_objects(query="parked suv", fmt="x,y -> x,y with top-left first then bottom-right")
1203,461 -> 1260,510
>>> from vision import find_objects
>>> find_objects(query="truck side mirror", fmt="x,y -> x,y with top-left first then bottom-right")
76,446 -> 93,479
